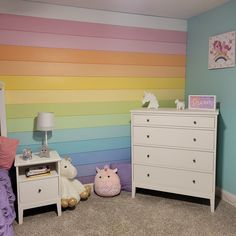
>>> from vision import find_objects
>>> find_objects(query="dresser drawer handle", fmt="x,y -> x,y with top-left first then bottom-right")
192,180 -> 196,184
147,173 -> 150,177
193,138 -> 197,142
147,154 -> 150,158
147,135 -> 150,138
193,159 -> 196,163
146,119 -> 150,122
193,121 -> 197,125
38,189 -> 42,193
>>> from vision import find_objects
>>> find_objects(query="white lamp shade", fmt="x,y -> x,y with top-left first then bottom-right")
37,112 -> 55,131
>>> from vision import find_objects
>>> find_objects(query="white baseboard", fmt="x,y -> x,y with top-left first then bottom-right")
216,187 -> 236,208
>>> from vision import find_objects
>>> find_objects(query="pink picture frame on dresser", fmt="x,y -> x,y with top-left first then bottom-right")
188,95 -> 216,110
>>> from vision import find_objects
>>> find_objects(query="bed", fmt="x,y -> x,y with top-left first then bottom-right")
0,81 -> 16,236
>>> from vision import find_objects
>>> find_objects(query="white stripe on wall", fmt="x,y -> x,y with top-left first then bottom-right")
0,0 -> 187,31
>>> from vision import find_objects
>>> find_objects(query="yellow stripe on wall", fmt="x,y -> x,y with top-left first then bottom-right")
0,61 -> 185,77
1,76 -> 185,90
5,89 -> 184,104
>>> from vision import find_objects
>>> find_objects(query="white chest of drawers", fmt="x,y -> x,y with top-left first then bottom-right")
131,108 -> 219,212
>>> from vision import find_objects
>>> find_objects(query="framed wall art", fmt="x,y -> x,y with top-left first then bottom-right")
188,95 -> 216,110
208,31 -> 235,69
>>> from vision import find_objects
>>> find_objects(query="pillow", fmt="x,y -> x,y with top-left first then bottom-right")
110,163 -> 131,192
0,136 -> 19,170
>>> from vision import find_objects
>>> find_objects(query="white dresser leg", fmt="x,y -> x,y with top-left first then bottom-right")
210,197 -> 215,212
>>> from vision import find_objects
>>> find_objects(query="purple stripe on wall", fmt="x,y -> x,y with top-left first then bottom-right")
0,13 -> 187,43
68,148 -> 131,166
75,159 -> 130,177
0,30 -> 186,54
77,175 -> 95,185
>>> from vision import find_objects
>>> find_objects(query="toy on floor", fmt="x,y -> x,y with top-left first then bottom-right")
94,164 -> 121,197
60,157 -> 91,209
142,91 -> 159,109
175,99 -> 185,110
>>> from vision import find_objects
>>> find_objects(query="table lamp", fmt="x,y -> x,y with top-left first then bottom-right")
37,112 -> 54,157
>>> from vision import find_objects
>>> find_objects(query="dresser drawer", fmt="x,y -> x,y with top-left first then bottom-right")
19,177 -> 58,204
132,114 -> 215,128
133,127 -> 214,150
134,165 -> 213,195
133,146 -> 213,172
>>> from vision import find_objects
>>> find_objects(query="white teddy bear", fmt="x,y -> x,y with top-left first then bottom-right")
60,157 -> 91,208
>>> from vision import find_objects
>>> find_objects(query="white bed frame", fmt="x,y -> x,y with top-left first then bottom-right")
0,81 -> 7,137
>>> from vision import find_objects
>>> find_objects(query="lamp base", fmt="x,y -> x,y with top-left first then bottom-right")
39,144 -> 50,158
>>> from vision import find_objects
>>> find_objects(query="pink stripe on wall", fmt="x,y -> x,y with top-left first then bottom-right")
0,14 -> 187,43
0,30 -> 186,54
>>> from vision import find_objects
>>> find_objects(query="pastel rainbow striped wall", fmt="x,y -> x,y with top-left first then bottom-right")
0,4 -> 186,183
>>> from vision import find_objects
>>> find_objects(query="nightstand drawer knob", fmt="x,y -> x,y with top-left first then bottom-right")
146,119 -> 150,122
192,180 -> 196,184
193,159 -> 196,163
193,138 -> 197,142
147,154 -> 150,158
38,189 -> 42,193
147,173 -> 150,177
147,135 -> 150,138
193,121 -> 197,125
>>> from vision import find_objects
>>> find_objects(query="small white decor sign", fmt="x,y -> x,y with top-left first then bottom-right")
208,31 -> 235,69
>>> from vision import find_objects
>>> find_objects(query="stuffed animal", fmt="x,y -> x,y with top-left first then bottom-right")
60,157 -> 91,208
94,165 -> 121,197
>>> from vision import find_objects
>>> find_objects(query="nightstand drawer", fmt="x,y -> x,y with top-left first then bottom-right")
133,146 -> 214,172
133,114 -> 215,128
134,165 -> 213,195
19,177 -> 58,204
133,127 -> 214,150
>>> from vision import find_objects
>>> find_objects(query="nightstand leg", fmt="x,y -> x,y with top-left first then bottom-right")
18,207 -> 23,224
57,201 -> 62,216
132,185 -> 136,198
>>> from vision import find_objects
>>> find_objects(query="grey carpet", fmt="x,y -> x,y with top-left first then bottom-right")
13,191 -> 236,236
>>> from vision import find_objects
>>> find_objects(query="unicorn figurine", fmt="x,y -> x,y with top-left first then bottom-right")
175,99 -> 185,110
142,91 -> 159,109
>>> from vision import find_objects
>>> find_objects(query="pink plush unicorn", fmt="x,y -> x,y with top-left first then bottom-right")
94,165 -> 121,197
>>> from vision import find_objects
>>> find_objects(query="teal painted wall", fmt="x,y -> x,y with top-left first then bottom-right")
186,0 -> 236,195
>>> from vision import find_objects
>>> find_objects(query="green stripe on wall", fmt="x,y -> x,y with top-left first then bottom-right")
7,114 -> 131,132
6,100 -> 175,119
6,101 -> 140,119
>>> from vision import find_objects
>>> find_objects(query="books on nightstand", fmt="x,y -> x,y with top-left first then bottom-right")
25,165 -> 51,177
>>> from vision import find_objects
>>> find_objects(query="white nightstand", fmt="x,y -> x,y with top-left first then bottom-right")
14,150 -> 62,224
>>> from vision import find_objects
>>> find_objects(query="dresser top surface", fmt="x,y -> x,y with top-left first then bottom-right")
131,108 -> 219,116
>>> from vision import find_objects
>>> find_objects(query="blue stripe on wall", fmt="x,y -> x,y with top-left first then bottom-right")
68,148 -> 131,165
9,125 -> 130,145
75,159 -> 130,177
16,136 -> 131,155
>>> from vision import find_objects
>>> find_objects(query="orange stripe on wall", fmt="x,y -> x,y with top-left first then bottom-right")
0,45 -> 186,66
0,61 -> 185,77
